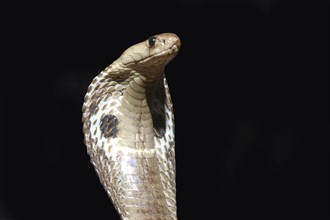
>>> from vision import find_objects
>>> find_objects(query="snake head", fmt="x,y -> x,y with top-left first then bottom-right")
119,33 -> 181,75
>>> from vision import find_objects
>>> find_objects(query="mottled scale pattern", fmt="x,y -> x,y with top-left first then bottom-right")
82,33 -> 180,220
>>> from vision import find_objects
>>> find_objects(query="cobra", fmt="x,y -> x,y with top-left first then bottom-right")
82,33 -> 181,220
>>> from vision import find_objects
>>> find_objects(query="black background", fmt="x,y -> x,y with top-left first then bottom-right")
1,1 -> 328,219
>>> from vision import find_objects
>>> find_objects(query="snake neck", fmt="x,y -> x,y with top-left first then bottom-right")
115,72 -> 163,150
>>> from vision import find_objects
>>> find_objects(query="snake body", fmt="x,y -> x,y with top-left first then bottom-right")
82,33 -> 181,220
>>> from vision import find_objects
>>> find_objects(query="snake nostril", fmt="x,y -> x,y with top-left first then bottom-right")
163,39 -> 166,44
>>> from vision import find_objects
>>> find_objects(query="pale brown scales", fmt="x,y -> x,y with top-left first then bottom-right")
82,33 -> 180,220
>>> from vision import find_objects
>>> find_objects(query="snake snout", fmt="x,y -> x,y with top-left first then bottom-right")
158,33 -> 181,49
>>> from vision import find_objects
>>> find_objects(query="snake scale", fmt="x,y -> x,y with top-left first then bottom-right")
82,33 -> 181,220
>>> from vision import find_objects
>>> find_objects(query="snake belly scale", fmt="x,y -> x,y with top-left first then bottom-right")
82,33 -> 181,220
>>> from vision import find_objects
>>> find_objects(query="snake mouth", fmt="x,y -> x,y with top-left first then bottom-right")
151,44 -> 179,59
137,44 -> 180,65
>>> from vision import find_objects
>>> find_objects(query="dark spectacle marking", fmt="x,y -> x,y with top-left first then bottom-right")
146,79 -> 167,138
100,114 -> 119,138
153,113 -> 166,137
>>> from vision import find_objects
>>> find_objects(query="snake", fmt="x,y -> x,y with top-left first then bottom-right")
82,33 -> 181,220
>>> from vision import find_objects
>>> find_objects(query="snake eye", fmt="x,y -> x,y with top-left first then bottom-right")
148,36 -> 156,47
